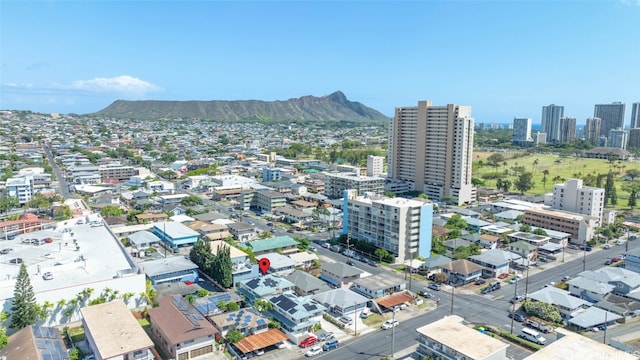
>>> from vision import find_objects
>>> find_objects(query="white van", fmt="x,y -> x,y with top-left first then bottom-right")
520,328 -> 546,345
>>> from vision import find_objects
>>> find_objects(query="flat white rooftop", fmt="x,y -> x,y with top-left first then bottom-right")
0,220 -> 137,302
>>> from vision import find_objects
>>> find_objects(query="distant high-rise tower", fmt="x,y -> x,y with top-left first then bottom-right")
512,117 -> 532,146
389,101 -> 475,205
541,104 -> 564,142
559,117 -> 576,143
366,155 -> 384,176
608,128 -> 628,149
631,102 -> 640,129
594,102 -> 626,137
584,117 -> 601,145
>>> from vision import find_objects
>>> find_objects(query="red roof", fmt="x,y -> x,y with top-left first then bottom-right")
235,329 -> 288,353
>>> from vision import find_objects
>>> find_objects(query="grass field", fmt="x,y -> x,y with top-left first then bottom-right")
473,151 -> 640,210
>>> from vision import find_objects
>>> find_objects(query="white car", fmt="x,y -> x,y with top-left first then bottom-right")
42,272 -> 54,280
305,346 -> 323,357
381,319 -> 399,330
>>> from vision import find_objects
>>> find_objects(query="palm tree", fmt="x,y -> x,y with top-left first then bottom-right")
532,158 -> 539,174
542,169 -> 550,190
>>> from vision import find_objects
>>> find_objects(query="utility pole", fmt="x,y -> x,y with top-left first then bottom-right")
603,310 -> 608,344
524,265 -> 530,299
626,227 -> 630,253
353,301 -> 357,336
450,284 -> 455,315
583,244 -> 587,271
510,277 -> 519,334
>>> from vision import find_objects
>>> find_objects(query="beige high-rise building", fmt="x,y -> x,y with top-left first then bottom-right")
366,155 -> 384,176
389,100 -> 475,205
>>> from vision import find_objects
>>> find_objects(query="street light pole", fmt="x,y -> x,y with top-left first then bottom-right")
510,277 -> 518,334
353,301 -> 357,336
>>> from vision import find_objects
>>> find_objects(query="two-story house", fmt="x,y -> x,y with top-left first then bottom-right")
148,295 -> 218,360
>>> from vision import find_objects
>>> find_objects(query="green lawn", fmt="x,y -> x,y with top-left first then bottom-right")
68,327 -> 85,343
474,152 -> 640,210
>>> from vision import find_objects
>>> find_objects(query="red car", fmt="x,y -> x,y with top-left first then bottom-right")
43,237 -> 53,243
498,273 -> 509,279
299,336 -> 317,348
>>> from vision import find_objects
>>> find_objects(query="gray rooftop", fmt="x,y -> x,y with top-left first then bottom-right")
528,286 -> 590,310
285,270 -> 331,294
322,262 -> 363,278
261,252 -> 296,270
568,306 -> 622,328
422,255 -> 453,269
312,287 -> 369,308
139,256 -> 199,277
127,231 -> 161,248
353,272 -> 407,291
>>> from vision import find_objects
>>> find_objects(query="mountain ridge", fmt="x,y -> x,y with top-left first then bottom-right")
95,91 -> 389,122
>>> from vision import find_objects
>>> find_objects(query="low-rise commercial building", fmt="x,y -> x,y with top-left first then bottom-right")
523,208 -> 597,244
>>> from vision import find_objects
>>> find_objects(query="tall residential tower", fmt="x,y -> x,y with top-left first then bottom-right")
631,102 -> 640,129
541,104 -> 564,142
595,102 -> 626,137
512,117 -> 532,146
389,100 -> 475,205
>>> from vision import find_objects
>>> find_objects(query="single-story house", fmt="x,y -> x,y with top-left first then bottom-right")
237,274 -> 295,305
261,252 -> 296,275
287,251 -> 319,269
440,259 -> 483,286
351,272 -> 407,299
240,236 -> 299,256
312,287 -> 369,316
285,270 -> 331,296
528,286 -> 590,318
210,308 -> 269,337
152,221 -> 200,252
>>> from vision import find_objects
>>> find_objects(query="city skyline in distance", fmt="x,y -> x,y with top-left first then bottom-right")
1,1 -> 638,124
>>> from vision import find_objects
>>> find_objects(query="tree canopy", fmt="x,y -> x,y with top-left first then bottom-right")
10,263 -> 40,329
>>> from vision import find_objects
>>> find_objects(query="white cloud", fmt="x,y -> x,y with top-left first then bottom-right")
70,75 -> 161,94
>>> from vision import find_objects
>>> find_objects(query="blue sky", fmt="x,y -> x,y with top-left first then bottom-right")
1,1 -> 639,124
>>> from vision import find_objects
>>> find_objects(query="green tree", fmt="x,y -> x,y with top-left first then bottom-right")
10,263 -> 40,329
52,205 -> 72,220
453,246 -> 471,259
542,169 -> 550,190
227,302 -> 240,311
433,272 -> 448,283
514,172 -> 534,194
100,205 -> 123,217
294,236 -> 310,251
374,248 -> 389,261
445,214 -> 467,238
519,224 -> 532,233
487,153 -> 505,174
0,195 -> 20,214
181,195 -> 203,207
532,228 -> 548,236
253,299 -> 273,314
0,325 -> 6,350
225,329 -> 245,344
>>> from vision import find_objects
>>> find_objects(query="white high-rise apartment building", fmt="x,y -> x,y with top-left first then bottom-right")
6,175 -> 35,204
551,178 -> 605,224
541,104 -> 564,142
389,101 -> 475,205
512,117 -> 532,145
342,190 -> 433,262
366,155 -> 385,176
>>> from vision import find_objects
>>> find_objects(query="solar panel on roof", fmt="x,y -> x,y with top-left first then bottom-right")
36,338 -> 47,348
256,319 -> 266,326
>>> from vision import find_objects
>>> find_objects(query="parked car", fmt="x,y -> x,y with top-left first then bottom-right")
308,246 -> 317,252
339,316 -> 352,325
509,276 -> 522,284
321,242 -> 331,249
585,246 -> 593,252
417,290 -> 432,298
43,237 -> 53,243
347,260 -> 356,266
605,259 -> 613,265
562,275 -> 571,281
9,258 -> 23,264
475,278 -> 486,285
0,248 -> 13,255
508,312 -> 526,322
381,319 -> 399,330
603,244 -> 611,249
299,336 -> 317,348
254,349 -> 264,356
498,273 -> 509,279
42,272 -> 53,280
318,332 -> 334,342
510,295 -> 525,304
305,346 -> 323,357
428,283 -> 441,291
287,229 -> 295,233
617,240 -> 625,245
322,339 -> 339,351
367,259 -> 379,267
275,342 -> 286,349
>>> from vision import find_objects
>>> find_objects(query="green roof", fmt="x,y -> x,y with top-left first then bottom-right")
244,236 -> 298,253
